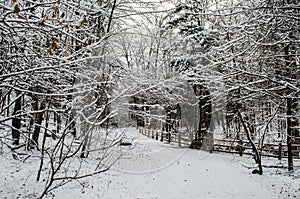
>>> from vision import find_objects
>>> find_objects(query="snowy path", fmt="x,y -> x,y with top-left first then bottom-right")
1,128 -> 299,199
68,128 -> 296,199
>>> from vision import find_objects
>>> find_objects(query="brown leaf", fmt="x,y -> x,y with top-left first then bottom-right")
45,15 -> 49,20
37,19 -> 45,26
52,37 -> 59,43
51,42 -> 58,50
14,4 -> 20,13
12,0 -> 17,3
52,6 -> 59,12
18,15 -> 24,19
25,1 -> 30,7
80,18 -> 86,27
51,37 -> 59,50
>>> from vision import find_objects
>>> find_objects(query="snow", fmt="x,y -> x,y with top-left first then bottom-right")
1,128 -> 299,199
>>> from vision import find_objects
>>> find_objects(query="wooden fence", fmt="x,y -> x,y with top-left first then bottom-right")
139,128 -> 193,147
139,128 -> 300,160
214,138 -> 300,159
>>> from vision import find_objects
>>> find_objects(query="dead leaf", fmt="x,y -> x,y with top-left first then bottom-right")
37,19 -> 45,26
80,18 -> 86,27
52,37 -> 59,42
52,42 -> 58,50
52,6 -> 59,12
18,15 -> 25,19
51,37 -> 59,50
14,4 -> 20,13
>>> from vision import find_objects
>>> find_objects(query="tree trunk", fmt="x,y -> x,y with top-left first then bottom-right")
238,111 -> 263,175
56,112 -> 61,134
31,99 -> 46,149
37,103 -> 50,181
7,90 -> 10,117
286,97 -> 293,171
0,88 -> 10,116
67,110 -> 77,137
80,123 -> 89,158
106,0 -> 117,33
11,92 -> 22,145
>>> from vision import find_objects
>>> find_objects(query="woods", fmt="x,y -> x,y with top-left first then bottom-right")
1,0 -> 299,197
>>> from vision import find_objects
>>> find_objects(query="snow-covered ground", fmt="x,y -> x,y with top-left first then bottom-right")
1,128 -> 299,198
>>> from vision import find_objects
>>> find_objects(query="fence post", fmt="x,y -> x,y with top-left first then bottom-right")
178,133 -> 181,147
152,130 -> 154,139
190,133 -> 193,144
160,132 -> 163,142
156,131 -> 158,140
239,140 -> 243,156
278,142 -> 282,160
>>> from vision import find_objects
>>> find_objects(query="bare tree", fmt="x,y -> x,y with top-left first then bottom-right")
209,0 -> 299,172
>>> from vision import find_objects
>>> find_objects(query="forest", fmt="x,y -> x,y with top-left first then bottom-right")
0,0 -> 299,198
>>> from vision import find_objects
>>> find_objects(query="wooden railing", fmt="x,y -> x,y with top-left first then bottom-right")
214,139 -> 300,159
139,128 -> 193,147
139,128 -> 300,160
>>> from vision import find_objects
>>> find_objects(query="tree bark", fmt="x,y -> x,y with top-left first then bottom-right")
37,103 -> 50,181
31,99 -> 46,149
238,111 -> 263,175
11,92 -> 22,145
286,97 -> 293,171
106,0 -> 117,33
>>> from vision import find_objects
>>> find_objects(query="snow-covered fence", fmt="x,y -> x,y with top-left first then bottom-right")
139,128 -> 214,149
139,128 -> 300,160
139,128 -> 193,147
214,139 -> 300,160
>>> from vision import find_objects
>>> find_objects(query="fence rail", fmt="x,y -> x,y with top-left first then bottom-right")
139,128 -> 300,160
139,128 -> 193,147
